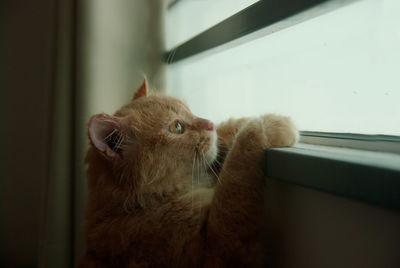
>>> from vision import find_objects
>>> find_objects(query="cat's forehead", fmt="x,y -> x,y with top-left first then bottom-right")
143,94 -> 191,115
116,94 -> 192,119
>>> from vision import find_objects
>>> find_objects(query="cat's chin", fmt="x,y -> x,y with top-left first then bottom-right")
205,131 -> 218,163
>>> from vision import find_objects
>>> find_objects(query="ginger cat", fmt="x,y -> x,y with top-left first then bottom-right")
79,80 -> 298,267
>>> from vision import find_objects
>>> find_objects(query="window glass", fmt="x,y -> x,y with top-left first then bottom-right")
166,0 -> 400,135
166,0 -> 258,50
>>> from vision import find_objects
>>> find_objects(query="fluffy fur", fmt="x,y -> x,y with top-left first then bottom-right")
80,81 -> 298,267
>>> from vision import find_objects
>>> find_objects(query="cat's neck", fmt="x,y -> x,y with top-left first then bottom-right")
140,168 -> 214,197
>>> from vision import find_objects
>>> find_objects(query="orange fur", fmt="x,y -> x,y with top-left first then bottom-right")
80,82 -> 298,267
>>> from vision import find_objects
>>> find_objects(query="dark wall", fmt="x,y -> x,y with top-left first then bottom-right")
264,178 -> 400,268
1,0 -> 55,266
1,1 -> 166,266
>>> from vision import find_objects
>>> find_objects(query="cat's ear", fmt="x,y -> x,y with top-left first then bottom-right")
132,78 -> 148,100
88,113 -> 127,159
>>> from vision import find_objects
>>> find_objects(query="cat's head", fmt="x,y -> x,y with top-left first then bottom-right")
87,79 -> 217,191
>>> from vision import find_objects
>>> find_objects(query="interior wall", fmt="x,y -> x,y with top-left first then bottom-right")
75,0 -> 166,265
0,0 -> 166,267
80,0 -> 166,116
0,0 -> 55,266
263,178 -> 400,268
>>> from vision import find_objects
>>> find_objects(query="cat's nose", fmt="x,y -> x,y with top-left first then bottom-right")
195,117 -> 214,131
206,120 -> 214,131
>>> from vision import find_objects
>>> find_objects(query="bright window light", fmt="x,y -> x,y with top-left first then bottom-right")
166,0 -> 258,50
166,0 -> 400,135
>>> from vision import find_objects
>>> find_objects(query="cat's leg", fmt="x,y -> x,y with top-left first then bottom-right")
212,118 -> 249,174
205,114 -> 298,266
216,118 -> 250,151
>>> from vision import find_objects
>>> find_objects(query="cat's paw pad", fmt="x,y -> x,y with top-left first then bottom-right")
260,114 -> 298,147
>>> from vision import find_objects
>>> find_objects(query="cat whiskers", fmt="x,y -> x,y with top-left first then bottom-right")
114,133 -> 125,152
104,129 -> 118,141
203,156 -> 221,184
104,129 -> 126,153
213,150 -> 236,180
196,152 -> 202,214
197,152 -> 201,186
191,150 -> 197,211
213,151 -> 224,170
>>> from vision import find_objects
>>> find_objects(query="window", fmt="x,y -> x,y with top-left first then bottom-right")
166,0 -> 258,50
165,0 -> 400,136
164,0 -> 400,210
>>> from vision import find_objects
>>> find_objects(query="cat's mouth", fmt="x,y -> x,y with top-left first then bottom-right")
204,131 -> 218,163
195,130 -> 218,164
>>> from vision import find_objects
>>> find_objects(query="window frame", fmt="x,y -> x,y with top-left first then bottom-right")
165,0 -> 355,63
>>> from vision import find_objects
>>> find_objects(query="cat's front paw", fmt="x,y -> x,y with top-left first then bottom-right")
260,114 -> 298,148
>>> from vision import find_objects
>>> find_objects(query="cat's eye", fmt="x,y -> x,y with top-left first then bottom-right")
168,120 -> 184,134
